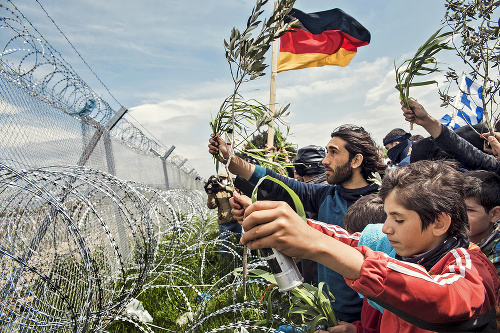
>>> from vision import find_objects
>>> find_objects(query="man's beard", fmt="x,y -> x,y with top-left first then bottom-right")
326,160 -> 353,185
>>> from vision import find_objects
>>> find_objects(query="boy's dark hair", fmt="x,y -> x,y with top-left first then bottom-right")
464,170 -> 500,212
379,160 -> 469,239
343,194 -> 386,233
383,128 -> 408,143
409,134 -> 424,142
331,125 -> 387,180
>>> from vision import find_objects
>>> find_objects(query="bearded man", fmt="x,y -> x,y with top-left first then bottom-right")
208,125 -> 387,322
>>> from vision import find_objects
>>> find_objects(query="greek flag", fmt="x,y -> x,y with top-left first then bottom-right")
439,73 -> 484,130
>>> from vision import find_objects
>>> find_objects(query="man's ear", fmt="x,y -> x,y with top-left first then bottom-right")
351,153 -> 364,169
489,206 -> 500,224
433,213 -> 452,237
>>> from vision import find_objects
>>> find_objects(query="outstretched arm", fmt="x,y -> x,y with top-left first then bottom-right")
208,134 -> 255,180
240,200 -> 364,280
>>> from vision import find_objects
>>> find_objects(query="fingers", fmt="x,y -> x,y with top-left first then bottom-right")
486,133 -> 500,158
239,201 -> 313,255
229,196 -> 242,210
243,200 -> 284,223
229,194 -> 245,222
208,135 -> 230,162
239,201 -> 290,249
208,136 -> 220,156
401,101 -> 415,122
233,192 -> 251,209
483,140 -> 493,155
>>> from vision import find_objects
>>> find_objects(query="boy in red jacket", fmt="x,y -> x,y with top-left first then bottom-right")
240,160 -> 499,332
338,193 -> 387,333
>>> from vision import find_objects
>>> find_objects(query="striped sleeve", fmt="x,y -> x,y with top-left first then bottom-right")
307,219 -> 360,247
346,246 -> 498,324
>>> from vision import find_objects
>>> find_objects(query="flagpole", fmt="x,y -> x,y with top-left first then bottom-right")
267,2 -> 279,150
241,1 -> 279,302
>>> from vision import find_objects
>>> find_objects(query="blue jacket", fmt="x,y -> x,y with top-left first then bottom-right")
248,166 -> 380,322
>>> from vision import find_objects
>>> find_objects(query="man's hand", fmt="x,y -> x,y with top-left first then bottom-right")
208,134 -> 256,180
483,132 -> 500,159
401,99 -> 431,126
229,192 -> 251,222
315,322 -> 356,333
208,134 -> 230,163
401,99 -> 442,138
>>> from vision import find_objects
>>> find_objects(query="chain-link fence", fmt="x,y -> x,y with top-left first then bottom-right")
0,1 -> 208,331
0,0 -> 203,191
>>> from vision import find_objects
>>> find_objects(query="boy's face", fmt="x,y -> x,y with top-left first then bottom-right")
382,191 -> 443,257
465,197 -> 494,244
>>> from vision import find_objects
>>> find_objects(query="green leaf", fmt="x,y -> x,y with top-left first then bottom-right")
394,28 -> 452,107
251,175 -> 307,222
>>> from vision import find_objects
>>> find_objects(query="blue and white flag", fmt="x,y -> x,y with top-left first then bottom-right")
439,73 -> 484,130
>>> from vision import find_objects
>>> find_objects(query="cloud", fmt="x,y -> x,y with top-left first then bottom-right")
365,67 -> 397,106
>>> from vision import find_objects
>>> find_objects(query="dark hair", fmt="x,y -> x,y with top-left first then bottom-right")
383,128 -> 408,143
409,134 -> 424,142
464,170 -> 500,212
331,125 -> 386,180
378,160 -> 469,238
343,194 -> 386,233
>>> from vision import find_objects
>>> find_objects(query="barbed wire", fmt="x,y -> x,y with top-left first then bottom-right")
0,162 -> 206,331
0,1 -> 193,171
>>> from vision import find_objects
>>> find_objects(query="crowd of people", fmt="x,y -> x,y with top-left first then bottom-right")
205,99 -> 500,332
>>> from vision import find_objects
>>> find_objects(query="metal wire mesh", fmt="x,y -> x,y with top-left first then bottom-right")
0,163 -> 209,332
0,1 -> 209,332
0,0 -> 203,189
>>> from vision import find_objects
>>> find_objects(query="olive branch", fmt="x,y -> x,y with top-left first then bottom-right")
212,0 -> 297,301
212,0 -> 297,176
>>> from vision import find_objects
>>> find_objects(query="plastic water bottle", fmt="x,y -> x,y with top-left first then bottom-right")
259,248 -> 303,292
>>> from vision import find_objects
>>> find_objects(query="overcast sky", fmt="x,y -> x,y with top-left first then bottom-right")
15,0 -> 464,179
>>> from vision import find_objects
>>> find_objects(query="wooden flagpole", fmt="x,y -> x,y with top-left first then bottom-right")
243,1 -> 279,301
267,2 -> 279,150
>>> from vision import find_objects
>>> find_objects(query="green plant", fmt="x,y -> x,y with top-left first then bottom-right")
394,28 -> 453,129
246,268 -> 338,332
212,0 -> 297,175
105,210 -> 283,332
210,94 -> 291,173
240,127 -> 297,175
243,176 -> 338,332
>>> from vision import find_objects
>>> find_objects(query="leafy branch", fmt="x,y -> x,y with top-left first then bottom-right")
439,0 -> 500,135
210,94 -> 291,173
214,0 -> 298,301
239,126 -> 296,176
214,0 -> 297,175
394,28 -> 452,129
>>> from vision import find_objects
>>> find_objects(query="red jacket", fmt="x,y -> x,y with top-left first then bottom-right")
308,220 -> 499,332
351,298 -> 382,333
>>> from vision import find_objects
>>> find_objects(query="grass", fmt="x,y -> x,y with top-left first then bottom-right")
104,210 -> 295,333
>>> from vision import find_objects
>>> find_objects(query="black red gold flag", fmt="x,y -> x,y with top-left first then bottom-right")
278,8 -> 371,72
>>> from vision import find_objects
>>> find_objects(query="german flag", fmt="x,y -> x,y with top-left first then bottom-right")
277,8 -> 371,72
